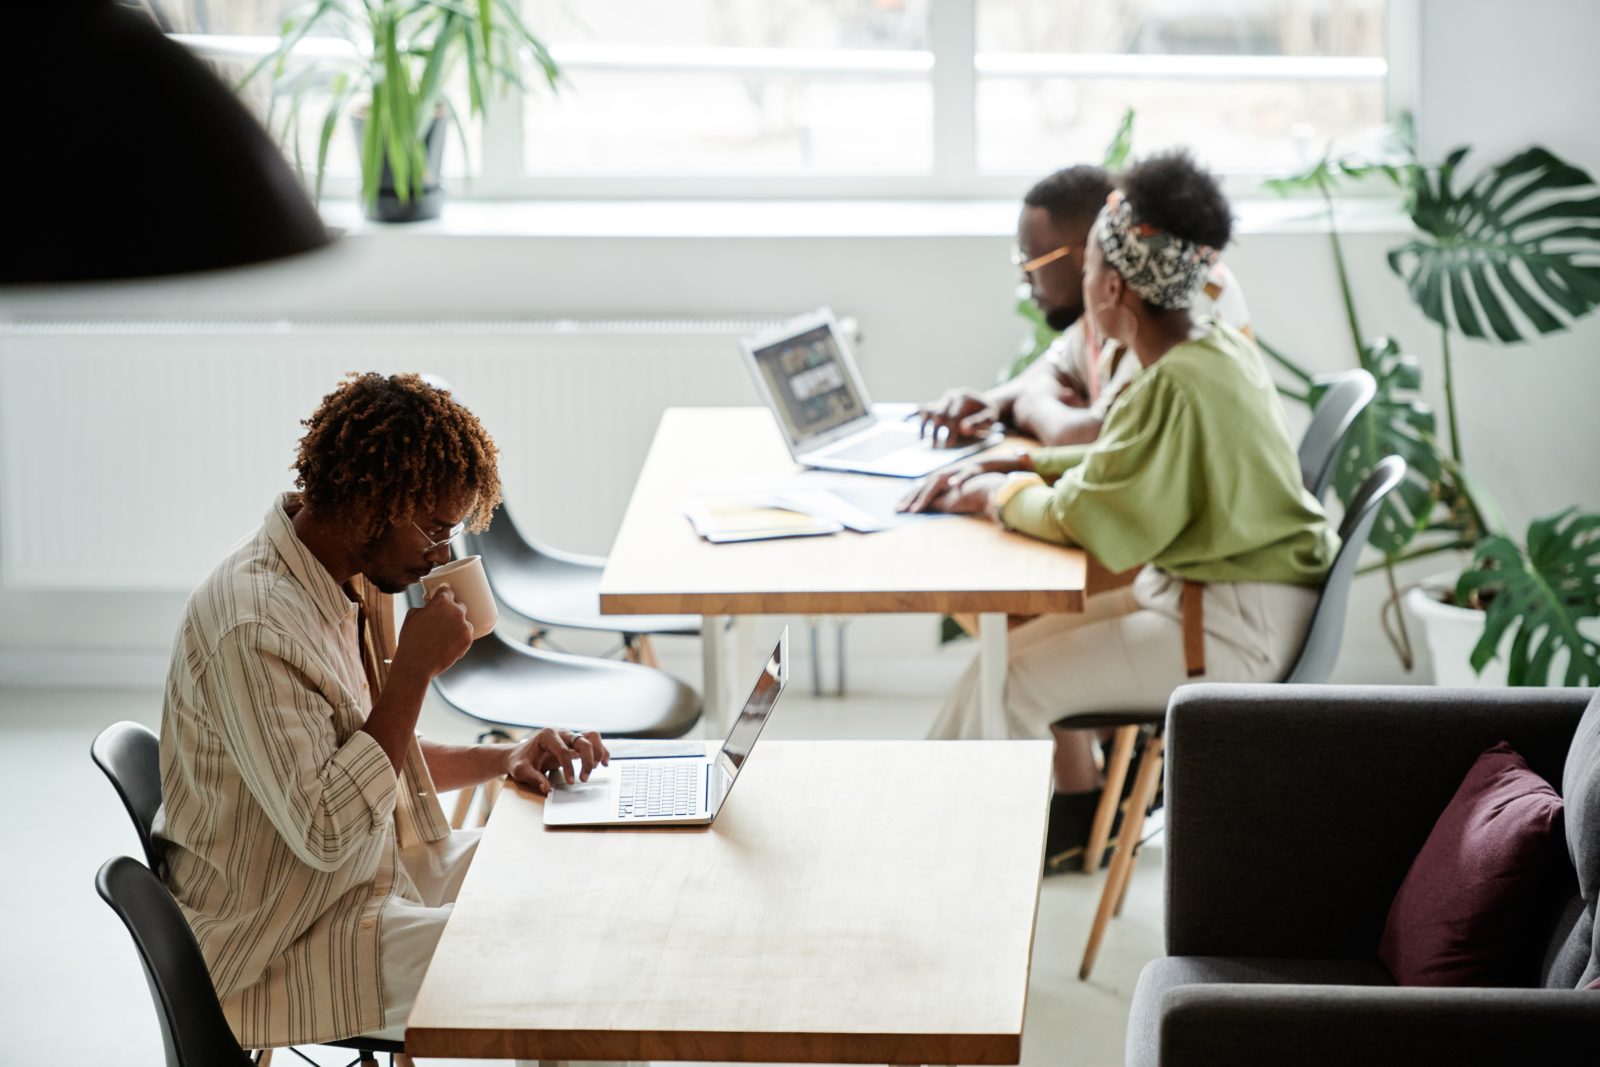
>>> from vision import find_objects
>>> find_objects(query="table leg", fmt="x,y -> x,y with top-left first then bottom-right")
978,612 -> 1009,739
701,614 -> 730,737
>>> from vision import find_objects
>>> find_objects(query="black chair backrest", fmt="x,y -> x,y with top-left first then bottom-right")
95,856 -> 254,1067
1283,455 -> 1407,684
1298,369 -> 1377,501
91,720 -> 165,872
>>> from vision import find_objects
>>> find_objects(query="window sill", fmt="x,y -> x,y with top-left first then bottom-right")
319,196 -> 1411,241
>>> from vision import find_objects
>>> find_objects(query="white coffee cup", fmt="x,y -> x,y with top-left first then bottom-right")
419,555 -> 498,640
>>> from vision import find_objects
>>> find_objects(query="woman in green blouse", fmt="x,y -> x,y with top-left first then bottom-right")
901,151 -> 1337,868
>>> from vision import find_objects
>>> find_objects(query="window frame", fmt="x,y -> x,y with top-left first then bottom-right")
181,0 -> 1418,203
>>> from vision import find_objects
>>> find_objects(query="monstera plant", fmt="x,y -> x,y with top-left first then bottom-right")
1265,123 -> 1600,687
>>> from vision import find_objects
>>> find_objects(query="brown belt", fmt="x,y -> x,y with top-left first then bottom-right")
1181,580 -> 1206,678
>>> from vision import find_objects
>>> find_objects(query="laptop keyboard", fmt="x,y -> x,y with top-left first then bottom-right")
826,430 -> 921,462
618,761 -> 700,819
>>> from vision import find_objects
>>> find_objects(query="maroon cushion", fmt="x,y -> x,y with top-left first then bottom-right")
1379,742 -> 1567,986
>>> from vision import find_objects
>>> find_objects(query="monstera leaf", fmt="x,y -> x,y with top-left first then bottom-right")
1317,337 -> 1468,556
1457,509 -> 1600,686
1388,146 -> 1600,343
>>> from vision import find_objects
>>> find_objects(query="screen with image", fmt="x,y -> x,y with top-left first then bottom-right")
753,323 -> 868,442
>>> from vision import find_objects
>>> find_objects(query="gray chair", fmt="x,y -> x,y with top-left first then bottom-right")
97,856 -> 405,1067
465,502 -> 699,666
1297,369 -> 1377,502
1127,683 -> 1600,1067
1074,456 -> 1408,979
1061,370 -> 1377,884
91,726 -> 402,1065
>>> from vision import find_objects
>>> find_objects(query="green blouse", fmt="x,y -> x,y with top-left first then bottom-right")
1001,322 -> 1337,585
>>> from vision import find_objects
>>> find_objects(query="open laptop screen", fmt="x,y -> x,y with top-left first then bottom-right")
710,632 -> 788,814
750,323 -> 868,443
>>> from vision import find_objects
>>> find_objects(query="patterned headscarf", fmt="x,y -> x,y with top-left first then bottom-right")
1093,190 -> 1219,310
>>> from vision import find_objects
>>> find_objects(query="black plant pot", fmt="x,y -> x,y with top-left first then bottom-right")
351,112 -> 447,223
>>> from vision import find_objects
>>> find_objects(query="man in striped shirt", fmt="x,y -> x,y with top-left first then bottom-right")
154,372 -> 608,1050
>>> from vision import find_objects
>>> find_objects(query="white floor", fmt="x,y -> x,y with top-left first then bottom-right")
1,624 -> 1162,1067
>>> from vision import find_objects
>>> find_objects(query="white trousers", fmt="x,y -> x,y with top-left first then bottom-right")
929,566 -> 1318,740
372,827 -> 482,1040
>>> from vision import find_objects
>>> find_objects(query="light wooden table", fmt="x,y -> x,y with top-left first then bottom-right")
598,407 -> 1127,735
406,739 -> 1054,1063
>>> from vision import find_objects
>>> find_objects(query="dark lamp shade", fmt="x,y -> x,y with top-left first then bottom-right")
3,2 -> 331,283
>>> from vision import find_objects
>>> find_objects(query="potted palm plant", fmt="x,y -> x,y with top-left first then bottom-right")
241,0 -> 560,221
1264,123 -> 1600,687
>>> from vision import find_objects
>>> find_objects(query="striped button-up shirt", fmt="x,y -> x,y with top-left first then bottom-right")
154,494 -> 450,1048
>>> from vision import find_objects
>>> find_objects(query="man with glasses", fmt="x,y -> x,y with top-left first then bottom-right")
917,163 -> 1253,447
154,372 -> 610,1053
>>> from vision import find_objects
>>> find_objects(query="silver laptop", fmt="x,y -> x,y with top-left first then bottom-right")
543,630 -> 788,828
740,308 -> 997,478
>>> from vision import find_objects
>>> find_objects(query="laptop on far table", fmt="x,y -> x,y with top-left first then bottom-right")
740,308 -> 998,478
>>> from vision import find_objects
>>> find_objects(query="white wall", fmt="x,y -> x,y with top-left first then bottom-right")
2,0 -> 1599,688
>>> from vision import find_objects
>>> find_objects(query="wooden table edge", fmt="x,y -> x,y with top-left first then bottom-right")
599,589 -> 1087,616
402,1026 -> 1023,1064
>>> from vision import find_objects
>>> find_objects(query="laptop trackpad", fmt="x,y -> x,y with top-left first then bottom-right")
543,766 -> 616,825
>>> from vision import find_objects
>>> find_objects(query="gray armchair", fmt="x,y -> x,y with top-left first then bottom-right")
1130,683 -> 1600,1066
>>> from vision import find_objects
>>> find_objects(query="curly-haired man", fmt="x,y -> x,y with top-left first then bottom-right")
154,373 -> 608,1051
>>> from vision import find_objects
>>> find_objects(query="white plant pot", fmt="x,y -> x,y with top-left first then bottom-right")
1404,572 -> 1600,687
1403,576 -> 1506,688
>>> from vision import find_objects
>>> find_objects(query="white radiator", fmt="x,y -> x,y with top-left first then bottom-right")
0,319 -> 775,590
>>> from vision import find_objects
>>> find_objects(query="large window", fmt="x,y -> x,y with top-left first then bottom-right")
167,0 -> 1408,199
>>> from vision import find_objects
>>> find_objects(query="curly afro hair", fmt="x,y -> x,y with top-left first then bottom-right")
293,372 -> 501,543
1117,150 -> 1232,250
1024,164 -> 1116,231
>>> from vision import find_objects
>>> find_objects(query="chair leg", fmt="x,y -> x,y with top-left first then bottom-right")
1083,725 -> 1139,872
1079,729 -> 1164,981
1112,733 -> 1165,919
634,635 -> 660,668
254,1050 -> 273,1066
450,786 -> 475,830
478,776 -> 504,826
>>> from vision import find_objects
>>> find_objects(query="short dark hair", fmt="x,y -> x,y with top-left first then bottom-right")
294,372 -> 502,542
1117,150 -> 1232,249
1023,165 -> 1115,231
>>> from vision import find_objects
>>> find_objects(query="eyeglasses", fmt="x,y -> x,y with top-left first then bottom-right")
411,519 -> 466,551
1010,244 -> 1074,274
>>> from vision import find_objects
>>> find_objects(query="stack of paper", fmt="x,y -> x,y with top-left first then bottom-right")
682,497 -> 843,543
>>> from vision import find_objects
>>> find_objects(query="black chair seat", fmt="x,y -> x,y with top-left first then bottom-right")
1054,708 -> 1165,730
433,629 -> 701,738
325,1035 -> 406,1054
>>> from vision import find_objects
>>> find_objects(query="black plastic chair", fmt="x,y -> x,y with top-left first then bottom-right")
1297,369 -> 1378,502
465,502 -> 700,665
96,856 -> 405,1067
91,720 -> 165,873
1073,456 -> 1409,979
92,726 -> 403,1065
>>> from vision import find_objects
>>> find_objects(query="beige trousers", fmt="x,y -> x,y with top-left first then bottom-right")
372,827 -> 482,1040
929,566 -> 1318,740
